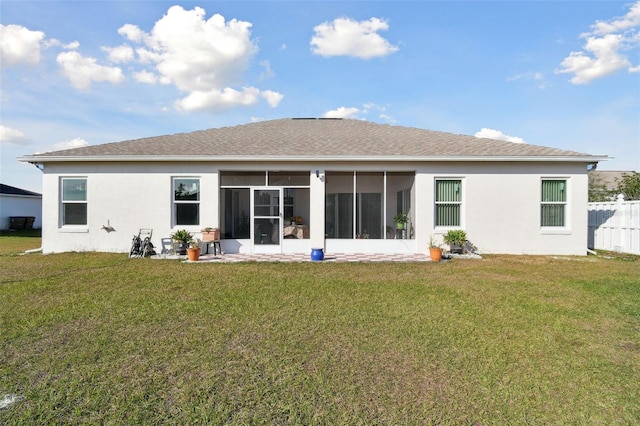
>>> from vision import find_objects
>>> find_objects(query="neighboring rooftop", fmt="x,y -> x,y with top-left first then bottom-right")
588,170 -> 636,190
0,184 -> 41,197
20,118 -> 606,163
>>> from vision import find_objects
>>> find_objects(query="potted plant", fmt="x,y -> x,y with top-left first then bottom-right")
201,226 -> 220,241
169,229 -> 192,255
443,229 -> 467,254
429,234 -> 442,262
394,212 -> 409,230
186,238 -> 201,261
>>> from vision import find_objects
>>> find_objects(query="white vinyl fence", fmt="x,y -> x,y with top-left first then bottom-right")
588,195 -> 640,255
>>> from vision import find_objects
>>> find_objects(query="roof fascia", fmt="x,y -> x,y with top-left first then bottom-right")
0,193 -> 42,198
19,154 -> 610,163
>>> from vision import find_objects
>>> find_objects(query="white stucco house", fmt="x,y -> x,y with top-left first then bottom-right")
19,118 -> 607,255
0,184 -> 42,230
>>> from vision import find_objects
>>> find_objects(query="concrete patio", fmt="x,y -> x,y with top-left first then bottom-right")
153,252 -> 437,263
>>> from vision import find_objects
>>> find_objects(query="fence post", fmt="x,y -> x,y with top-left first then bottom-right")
617,194 -> 625,252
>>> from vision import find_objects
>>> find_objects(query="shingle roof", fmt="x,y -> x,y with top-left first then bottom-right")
0,184 -> 41,197
22,118 -> 603,162
589,170 -> 636,190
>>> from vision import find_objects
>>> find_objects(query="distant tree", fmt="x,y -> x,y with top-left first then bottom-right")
616,172 -> 640,200
588,172 -> 614,202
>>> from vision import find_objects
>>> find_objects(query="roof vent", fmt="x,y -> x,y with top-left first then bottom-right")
291,117 -> 343,120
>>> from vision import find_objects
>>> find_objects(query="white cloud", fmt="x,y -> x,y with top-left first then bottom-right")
556,34 -> 632,84
475,128 -> 526,144
259,60 -> 275,80
507,71 -> 548,89
589,1 -> 640,36
44,39 -> 79,50
56,51 -> 125,90
379,113 -> 397,124
53,137 -> 89,151
261,90 -> 284,107
175,86 -> 283,112
102,44 -> 134,63
323,106 -> 360,119
0,125 -> 31,145
362,102 -> 397,123
323,103 -> 396,122
311,17 -> 399,59
134,70 -> 159,84
118,23 -> 145,43
116,5 -> 281,112
557,1 -> 640,84
0,24 -> 45,66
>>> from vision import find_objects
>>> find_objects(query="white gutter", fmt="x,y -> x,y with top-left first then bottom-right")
19,154 -> 610,163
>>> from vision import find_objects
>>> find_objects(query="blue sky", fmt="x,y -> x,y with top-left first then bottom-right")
1,1 -> 639,193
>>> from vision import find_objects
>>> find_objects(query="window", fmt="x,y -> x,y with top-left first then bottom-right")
541,179 -> 566,227
221,188 -> 250,238
356,173 -> 383,238
220,171 -> 265,186
397,189 -> 411,218
357,193 -> 382,239
269,172 -> 310,186
388,172 -> 414,239
325,172 -> 414,239
174,178 -> 200,225
435,179 -> 462,227
61,178 -> 87,225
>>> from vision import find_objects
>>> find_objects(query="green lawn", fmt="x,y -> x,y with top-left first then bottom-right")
1,235 -> 639,424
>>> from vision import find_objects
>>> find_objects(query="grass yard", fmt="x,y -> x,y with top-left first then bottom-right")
1,234 -> 639,424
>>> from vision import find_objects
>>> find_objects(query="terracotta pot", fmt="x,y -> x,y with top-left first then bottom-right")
429,247 -> 442,262
202,228 -> 220,241
187,247 -> 200,261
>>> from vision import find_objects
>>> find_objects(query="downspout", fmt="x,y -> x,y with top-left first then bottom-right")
23,247 -> 43,254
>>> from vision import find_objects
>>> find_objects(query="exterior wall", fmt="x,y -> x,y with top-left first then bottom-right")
40,160 -> 590,255
415,162 -> 589,255
41,162 -> 221,254
0,194 -> 42,230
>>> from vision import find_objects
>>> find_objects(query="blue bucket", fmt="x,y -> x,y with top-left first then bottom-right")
310,248 -> 324,261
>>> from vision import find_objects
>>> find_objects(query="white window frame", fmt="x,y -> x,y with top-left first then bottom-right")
173,177 -> 200,227
60,177 -> 88,230
540,178 -> 570,233
434,178 -> 464,229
